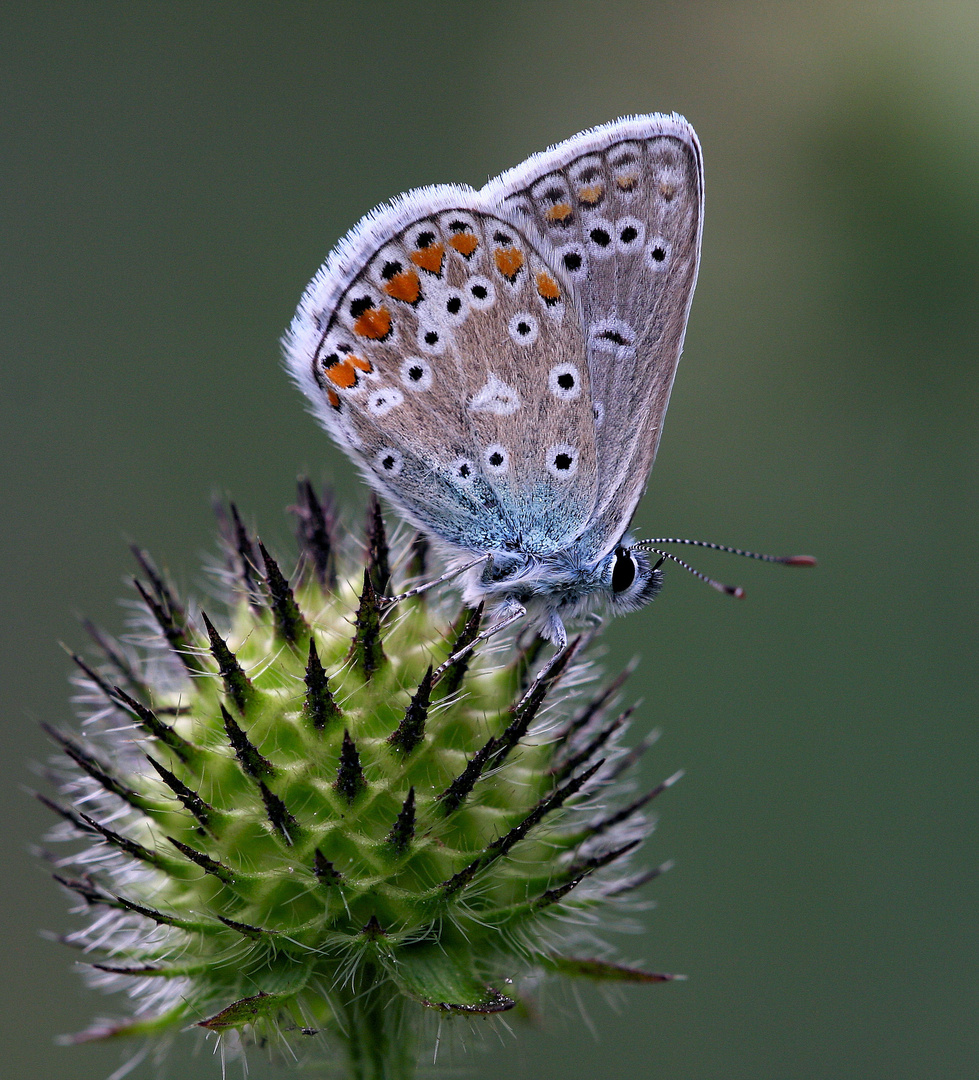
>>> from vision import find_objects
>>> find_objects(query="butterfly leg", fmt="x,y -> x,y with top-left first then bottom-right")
379,554 -> 492,606
543,611 -> 568,650
432,599 -> 526,684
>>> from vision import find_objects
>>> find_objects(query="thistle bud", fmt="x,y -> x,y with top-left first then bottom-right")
39,486 -> 679,1079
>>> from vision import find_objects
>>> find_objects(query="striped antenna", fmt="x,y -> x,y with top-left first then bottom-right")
634,539 -> 816,597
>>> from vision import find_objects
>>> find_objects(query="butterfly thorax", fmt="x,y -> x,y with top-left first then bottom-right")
473,547 -> 606,601
457,540 -> 664,644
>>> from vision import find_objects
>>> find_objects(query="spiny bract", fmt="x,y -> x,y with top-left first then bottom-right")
39,482 -> 680,1077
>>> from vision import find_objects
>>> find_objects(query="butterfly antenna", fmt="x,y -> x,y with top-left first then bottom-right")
635,540 -> 815,598
647,550 -> 743,597
635,538 -> 816,567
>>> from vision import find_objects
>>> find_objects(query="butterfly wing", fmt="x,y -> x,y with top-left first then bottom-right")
284,187 -> 599,557
485,114 -> 704,558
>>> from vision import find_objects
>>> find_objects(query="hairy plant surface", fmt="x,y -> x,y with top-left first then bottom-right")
39,485 -> 678,1078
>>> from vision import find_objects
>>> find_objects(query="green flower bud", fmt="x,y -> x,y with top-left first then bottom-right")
39,483 -> 679,1079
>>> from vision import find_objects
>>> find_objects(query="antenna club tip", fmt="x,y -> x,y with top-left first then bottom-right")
783,555 -> 817,567
730,586 -> 746,599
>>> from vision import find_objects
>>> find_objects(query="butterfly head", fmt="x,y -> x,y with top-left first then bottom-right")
602,544 -> 665,615
451,540 -> 665,646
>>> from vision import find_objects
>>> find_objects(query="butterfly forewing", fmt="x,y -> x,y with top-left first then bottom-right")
285,191 -> 599,556
486,114 -> 704,556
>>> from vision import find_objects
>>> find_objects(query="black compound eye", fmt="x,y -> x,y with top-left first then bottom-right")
611,547 -> 637,593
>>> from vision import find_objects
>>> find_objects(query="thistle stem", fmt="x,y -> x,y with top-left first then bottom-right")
336,966 -> 415,1080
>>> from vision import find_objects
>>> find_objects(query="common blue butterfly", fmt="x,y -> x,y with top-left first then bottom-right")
285,115 -> 754,648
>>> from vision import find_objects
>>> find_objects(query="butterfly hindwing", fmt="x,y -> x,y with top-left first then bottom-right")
284,189 -> 599,556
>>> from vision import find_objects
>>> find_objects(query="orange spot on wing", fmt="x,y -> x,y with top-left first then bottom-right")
410,242 -> 444,274
353,305 -> 392,340
383,270 -> 421,303
327,388 -> 341,409
494,247 -> 524,280
348,354 -> 372,372
617,172 -> 638,190
536,271 -> 561,302
448,232 -> 479,257
325,361 -> 357,389
544,202 -> 573,223
578,183 -> 603,205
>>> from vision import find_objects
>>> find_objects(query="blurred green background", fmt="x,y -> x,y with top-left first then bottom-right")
2,3 -> 976,1078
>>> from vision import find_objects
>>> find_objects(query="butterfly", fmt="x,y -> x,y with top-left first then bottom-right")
284,114 -> 706,649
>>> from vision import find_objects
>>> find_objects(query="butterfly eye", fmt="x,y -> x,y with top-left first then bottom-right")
611,547 -> 637,594
607,548 -> 664,613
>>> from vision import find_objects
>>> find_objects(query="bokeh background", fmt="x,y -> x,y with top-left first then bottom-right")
2,3 -> 977,1078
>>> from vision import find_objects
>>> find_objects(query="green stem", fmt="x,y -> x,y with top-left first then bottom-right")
335,965 -> 416,1080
